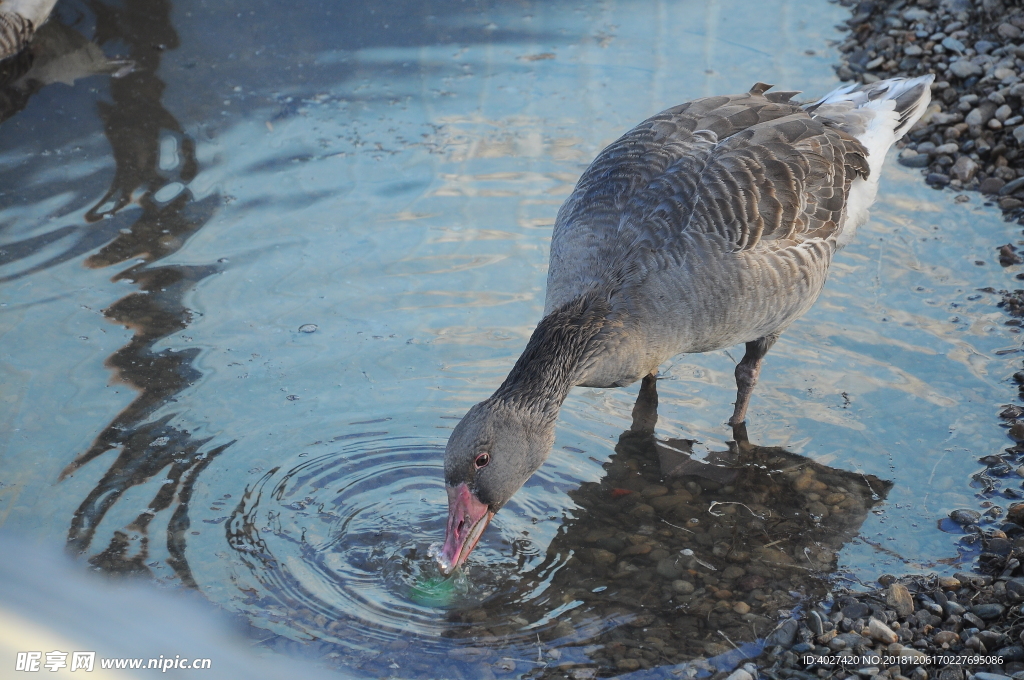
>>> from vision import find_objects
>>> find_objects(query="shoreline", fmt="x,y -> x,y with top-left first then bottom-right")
748,2 -> 1024,679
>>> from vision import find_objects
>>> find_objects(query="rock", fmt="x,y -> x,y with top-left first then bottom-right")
591,549 -> 617,565
765,618 -> 799,648
594,537 -> 626,553
972,603 -> 1005,620
649,495 -> 688,512
1015,126 -> 1024,145
725,670 -> 753,680
926,173 -> 950,187
656,558 -> 682,580
886,584 -> 914,617
949,59 -> 983,79
616,658 -> 641,672
997,105 -> 1013,122
950,155 -> 978,182
619,543 -> 651,556
494,658 -> 516,673
933,630 -> 960,645
996,645 -> 1024,662
979,177 -> 1006,194
1006,577 -> 1024,602
949,508 -> 980,525
937,576 -> 961,590
899,149 -> 931,168
934,142 -> 959,155
944,600 -> 966,617
868,618 -> 898,644
999,178 -> 1024,197
640,484 -> 669,498
842,602 -> 871,620
672,579 -> 695,595
998,22 -> 1023,40
733,601 -> 751,615
973,675 -> 1010,680
722,565 -> 745,580
449,647 -> 494,662
941,36 -> 965,53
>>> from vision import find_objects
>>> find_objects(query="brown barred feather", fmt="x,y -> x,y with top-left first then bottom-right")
0,12 -> 34,62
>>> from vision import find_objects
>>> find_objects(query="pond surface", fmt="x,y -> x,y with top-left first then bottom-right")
2,0 -> 1023,677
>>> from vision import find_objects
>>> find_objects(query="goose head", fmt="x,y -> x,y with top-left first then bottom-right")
438,399 -> 555,574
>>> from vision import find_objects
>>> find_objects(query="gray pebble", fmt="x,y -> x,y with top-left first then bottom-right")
972,603 -> 1005,620
655,558 -> 682,580
942,36 -> 966,53
949,508 -> 980,525
1000,177 -> 1024,196
765,618 -> 799,648
671,579 -> 695,595
949,59 -> 983,78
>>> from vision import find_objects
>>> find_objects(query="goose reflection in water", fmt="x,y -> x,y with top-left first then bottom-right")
220,376 -> 892,679
440,376 -> 894,678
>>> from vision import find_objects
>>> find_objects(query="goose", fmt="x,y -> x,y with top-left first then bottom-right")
438,75 -> 934,575
0,0 -> 58,61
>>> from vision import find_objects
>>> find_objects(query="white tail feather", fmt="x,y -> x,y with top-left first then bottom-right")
807,75 -> 934,246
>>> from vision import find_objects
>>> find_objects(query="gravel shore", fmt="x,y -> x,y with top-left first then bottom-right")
743,2 -> 1024,679
831,0 -> 1024,220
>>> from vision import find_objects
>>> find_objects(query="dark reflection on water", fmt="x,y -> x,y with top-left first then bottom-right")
14,0 -> 233,586
221,377 -> 891,679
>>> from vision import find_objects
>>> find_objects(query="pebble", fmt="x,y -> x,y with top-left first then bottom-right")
972,603 -> 1005,620
886,583 -> 915,617
725,669 -> 754,680
671,579 -> 695,595
655,558 -> 682,580
868,618 -> 898,644
949,509 -> 980,525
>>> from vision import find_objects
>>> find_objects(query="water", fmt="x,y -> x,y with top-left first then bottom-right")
2,0 -> 1023,676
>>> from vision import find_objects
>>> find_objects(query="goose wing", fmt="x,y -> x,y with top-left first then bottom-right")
545,85 -> 869,312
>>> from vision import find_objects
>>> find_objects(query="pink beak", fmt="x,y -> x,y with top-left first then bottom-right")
438,482 -> 494,575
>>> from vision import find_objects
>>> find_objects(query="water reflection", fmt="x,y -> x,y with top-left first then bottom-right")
35,0 -> 228,585
218,376 -> 891,678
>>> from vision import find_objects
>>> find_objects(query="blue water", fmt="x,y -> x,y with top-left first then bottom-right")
2,0 -> 1022,676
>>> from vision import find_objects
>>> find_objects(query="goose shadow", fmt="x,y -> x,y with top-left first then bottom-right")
457,375 -> 894,678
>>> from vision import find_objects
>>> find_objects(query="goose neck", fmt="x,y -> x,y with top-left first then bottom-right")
492,294 -> 607,421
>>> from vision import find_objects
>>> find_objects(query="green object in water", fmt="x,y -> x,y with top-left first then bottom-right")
408,574 -> 457,607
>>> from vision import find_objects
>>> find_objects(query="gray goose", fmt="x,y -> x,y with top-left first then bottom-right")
439,75 -> 934,574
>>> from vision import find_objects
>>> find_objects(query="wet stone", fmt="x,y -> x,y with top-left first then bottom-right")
949,509 -> 981,526
656,558 -> 682,580
672,579 -> 695,595
886,583 -> 914,617
765,619 -> 799,648
972,603 -> 1005,620
842,602 -> 871,620
868,618 -> 898,644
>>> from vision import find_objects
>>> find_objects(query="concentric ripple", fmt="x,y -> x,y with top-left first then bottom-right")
213,431 -> 587,666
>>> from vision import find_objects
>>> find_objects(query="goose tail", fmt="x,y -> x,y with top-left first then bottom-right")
807,76 -> 934,247
806,75 -> 934,141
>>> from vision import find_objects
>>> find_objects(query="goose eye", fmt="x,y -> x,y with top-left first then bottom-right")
474,453 -> 490,469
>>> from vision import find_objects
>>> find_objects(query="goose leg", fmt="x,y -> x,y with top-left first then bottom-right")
728,334 -> 778,427
630,373 -> 659,434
